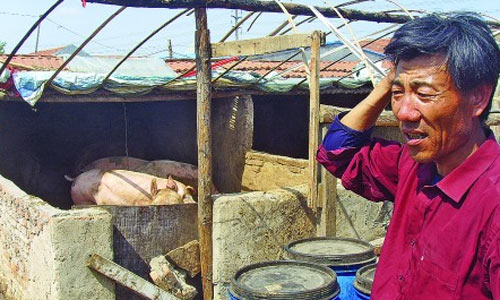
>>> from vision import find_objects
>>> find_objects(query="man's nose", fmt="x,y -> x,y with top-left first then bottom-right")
394,95 -> 421,121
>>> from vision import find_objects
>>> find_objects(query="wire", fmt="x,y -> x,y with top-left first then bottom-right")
45,18 -> 125,52
0,11 -> 38,18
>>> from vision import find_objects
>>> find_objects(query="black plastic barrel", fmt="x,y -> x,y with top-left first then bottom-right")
229,260 -> 340,300
284,237 -> 377,300
353,263 -> 376,300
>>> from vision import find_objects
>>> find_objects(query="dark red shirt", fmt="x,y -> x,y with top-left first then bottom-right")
317,126 -> 500,299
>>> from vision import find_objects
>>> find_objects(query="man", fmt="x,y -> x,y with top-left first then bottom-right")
317,13 -> 500,299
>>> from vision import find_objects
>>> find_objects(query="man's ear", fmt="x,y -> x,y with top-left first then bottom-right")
470,84 -> 493,118
150,178 -> 158,198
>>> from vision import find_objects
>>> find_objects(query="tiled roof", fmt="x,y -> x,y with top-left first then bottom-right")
166,59 -> 361,78
31,46 -> 66,56
3,39 -> 391,78
0,54 -> 64,70
361,39 -> 391,55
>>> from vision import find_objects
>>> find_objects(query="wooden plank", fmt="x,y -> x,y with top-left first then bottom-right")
320,104 -> 397,126
320,104 -> 500,127
308,31 -> 321,211
195,8 -> 214,300
212,33 -> 324,57
317,124 -> 337,237
87,254 -> 181,300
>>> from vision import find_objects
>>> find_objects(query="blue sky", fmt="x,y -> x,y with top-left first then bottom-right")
1,0 -> 499,57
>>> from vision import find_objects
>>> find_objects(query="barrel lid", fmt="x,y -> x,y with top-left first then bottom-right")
284,237 -> 376,267
353,263 -> 377,295
230,260 -> 340,300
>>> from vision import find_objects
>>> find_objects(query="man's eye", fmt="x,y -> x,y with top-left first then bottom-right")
417,92 -> 435,99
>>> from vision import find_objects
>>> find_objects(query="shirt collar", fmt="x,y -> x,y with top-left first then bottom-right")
436,132 -> 500,203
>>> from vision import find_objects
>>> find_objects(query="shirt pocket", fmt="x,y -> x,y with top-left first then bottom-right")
410,252 -> 459,300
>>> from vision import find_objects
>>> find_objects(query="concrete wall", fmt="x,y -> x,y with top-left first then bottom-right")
212,185 -> 316,300
241,150 -> 308,191
0,175 -> 114,300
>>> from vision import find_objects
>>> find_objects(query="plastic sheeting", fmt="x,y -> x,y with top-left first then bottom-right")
9,56 -> 378,106
12,56 -> 179,106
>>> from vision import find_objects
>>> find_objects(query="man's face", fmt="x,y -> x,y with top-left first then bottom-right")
391,54 -> 478,170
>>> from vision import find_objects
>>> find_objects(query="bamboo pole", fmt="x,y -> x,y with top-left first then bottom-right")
195,7 -> 213,300
308,30 -> 321,211
219,11 -> 255,42
0,0 -> 63,77
46,6 -> 127,86
211,56 -> 248,83
103,8 -> 191,83
267,15 -> 297,36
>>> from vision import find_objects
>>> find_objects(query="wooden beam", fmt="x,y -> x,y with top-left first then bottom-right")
83,0 -> 500,28
83,0 -> 413,24
87,254 -> 181,300
308,31 -> 321,211
320,105 -> 397,126
317,123 -> 337,237
320,104 -> 500,127
211,32 -> 325,57
195,8 -> 214,300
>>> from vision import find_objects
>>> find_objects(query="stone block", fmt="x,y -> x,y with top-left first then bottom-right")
166,240 -> 200,278
150,255 -> 197,300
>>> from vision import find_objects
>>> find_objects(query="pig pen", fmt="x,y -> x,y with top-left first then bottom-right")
0,92 -> 393,300
0,94 -> 255,300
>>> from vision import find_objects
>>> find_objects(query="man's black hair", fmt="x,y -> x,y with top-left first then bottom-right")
384,13 -> 500,122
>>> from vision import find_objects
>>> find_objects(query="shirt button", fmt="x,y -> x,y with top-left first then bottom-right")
410,240 -> 415,247
398,274 -> 403,281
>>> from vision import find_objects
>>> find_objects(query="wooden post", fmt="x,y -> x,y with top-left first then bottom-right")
308,30 -> 321,211
195,8 -> 213,300
317,123 -> 337,236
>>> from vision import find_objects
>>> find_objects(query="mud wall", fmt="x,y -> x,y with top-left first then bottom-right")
0,175 -> 113,300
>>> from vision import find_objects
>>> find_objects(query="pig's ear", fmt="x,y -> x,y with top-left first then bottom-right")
150,178 -> 158,198
166,175 -> 178,191
186,186 -> 196,196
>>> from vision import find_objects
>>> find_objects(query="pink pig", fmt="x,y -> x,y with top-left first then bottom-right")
67,169 -> 196,206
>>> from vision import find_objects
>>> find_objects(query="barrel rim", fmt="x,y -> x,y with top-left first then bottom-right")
230,260 -> 340,300
283,237 -> 377,267
353,263 -> 377,295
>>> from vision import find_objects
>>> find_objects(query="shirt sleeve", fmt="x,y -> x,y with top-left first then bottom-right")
322,111 -> 375,151
316,112 -> 403,202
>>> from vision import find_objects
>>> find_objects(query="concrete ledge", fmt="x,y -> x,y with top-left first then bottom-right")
0,174 -> 114,300
212,185 -> 316,300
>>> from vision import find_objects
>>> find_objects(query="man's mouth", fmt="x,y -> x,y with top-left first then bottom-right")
406,133 -> 427,140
